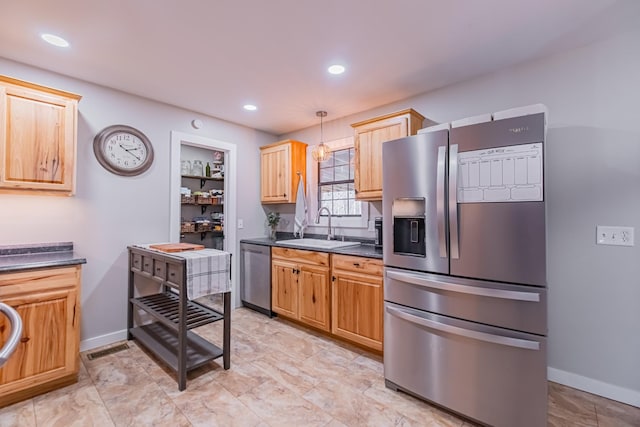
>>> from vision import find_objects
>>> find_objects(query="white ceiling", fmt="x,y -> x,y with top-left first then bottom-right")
1,0 -> 638,135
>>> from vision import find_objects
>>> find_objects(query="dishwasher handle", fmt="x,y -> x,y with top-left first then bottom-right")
0,302 -> 23,368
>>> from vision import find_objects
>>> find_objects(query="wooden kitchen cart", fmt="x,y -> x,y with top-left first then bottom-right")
127,246 -> 230,391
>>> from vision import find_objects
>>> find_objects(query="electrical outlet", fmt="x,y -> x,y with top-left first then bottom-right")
596,226 -> 634,246
237,219 -> 244,229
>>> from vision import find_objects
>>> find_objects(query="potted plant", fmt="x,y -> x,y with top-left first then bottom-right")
267,212 -> 280,240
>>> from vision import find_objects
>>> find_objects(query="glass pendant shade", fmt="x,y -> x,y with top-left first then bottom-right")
312,110 -> 331,162
312,142 -> 331,162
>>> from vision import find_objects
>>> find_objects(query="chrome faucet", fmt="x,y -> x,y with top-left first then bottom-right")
315,207 -> 334,240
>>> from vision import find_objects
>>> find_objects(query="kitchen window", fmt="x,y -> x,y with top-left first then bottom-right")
318,147 -> 361,217
306,137 -> 369,231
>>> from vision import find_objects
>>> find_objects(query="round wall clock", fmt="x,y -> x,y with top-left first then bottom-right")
93,125 -> 154,176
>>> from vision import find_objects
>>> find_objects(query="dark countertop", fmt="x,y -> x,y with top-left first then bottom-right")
0,242 -> 87,273
240,235 -> 382,259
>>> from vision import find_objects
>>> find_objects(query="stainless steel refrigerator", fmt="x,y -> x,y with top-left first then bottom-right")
382,112 -> 547,427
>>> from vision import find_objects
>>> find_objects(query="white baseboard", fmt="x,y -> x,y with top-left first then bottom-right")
548,367 -> 640,408
80,329 -> 128,352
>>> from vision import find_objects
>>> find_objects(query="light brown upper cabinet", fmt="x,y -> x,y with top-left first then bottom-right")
0,76 -> 81,195
260,139 -> 307,204
351,109 -> 425,201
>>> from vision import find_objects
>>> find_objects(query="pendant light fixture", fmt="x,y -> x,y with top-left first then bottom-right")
311,110 -> 331,162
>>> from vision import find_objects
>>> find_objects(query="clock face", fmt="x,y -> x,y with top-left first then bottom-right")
104,132 -> 149,170
93,125 -> 154,176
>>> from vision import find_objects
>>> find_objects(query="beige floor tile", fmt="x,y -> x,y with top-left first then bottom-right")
33,381 -> 114,427
363,379 -> 463,427
172,383 -> 262,427
84,352 -> 159,402
0,399 -> 36,427
214,360 -> 273,397
548,382 -> 598,427
300,350 -> 376,392
596,400 -> 640,427
303,376 -> 409,426
251,350 -> 321,395
100,382 -> 190,427
238,378 -> 332,426
351,353 -> 384,375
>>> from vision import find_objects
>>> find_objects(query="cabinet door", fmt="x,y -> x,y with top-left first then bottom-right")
331,270 -> 383,351
271,258 -> 298,318
260,143 -> 290,203
0,266 -> 80,402
0,82 -> 78,193
354,117 -> 408,200
298,264 -> 331,332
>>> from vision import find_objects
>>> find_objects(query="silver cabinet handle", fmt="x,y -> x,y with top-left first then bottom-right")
436,145 -> 447,258
386,269 -> 540,302
0,302 -> 23,367
449,144 -> 459,259
386,305 -> 540,350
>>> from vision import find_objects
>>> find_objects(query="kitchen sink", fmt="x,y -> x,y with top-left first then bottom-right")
275,238 -> 361,250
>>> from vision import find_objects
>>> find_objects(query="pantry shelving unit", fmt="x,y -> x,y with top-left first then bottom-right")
180,173 -> 224,248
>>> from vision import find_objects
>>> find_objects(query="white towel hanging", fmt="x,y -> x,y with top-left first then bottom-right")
294,172 -> 307,237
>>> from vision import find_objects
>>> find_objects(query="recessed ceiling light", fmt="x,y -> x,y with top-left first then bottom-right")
327,64 -> 345,75
41,33 -> 70,48
243,104 -> 257,111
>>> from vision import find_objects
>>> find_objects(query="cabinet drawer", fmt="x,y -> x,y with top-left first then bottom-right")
332,254 -> 382,276
272,247 -> 329,267
166,262 -> 183,287
141,256 -> 153,274
131,253 -> 143,271
153,260 -> 167,281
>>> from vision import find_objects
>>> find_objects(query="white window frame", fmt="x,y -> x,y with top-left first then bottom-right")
306,136 -> 369,230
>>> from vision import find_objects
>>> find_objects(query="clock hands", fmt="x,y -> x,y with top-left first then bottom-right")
119,144 -> 141,161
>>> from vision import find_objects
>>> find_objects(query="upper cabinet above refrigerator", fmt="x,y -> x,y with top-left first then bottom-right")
351,109 -> 427,201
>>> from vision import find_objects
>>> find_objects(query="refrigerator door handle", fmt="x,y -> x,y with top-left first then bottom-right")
0,303 -> 23,368
449,144 -> 459,259
386,269 -> 541,302
386,305 -> 540,351
436,145 -> 447,258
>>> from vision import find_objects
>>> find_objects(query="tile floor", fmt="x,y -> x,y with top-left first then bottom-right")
1,307 -> 639,427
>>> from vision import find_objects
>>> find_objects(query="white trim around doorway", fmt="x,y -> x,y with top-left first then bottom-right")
169,131 -> 239,307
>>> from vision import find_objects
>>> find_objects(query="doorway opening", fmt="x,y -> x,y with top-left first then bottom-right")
169,131 -> 238,306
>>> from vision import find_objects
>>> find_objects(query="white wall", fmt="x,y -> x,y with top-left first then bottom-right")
282,29 -> 640,405
0,58 -> 275,349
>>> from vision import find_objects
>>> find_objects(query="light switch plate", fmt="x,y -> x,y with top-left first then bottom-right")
237,219 -> 244,229
596,226 -> 634,246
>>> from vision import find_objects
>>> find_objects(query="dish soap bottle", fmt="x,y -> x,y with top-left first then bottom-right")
205,162 -> 211,177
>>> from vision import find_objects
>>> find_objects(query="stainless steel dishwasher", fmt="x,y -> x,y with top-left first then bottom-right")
240,242 -> 272,316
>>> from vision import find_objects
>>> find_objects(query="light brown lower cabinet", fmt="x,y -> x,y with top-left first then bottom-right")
331,254 -> 383,351
271,247 -> 330,332
271,247 -> 383,351
0,266 -> 81,407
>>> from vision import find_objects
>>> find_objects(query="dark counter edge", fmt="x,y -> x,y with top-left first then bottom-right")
240,234 -> 382,260
0,242 -> 86,273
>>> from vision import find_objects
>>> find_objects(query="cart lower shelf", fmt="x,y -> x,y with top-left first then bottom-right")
130,322 -> 223,372
130,291 -> 223,329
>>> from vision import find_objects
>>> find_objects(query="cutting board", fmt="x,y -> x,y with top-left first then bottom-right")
149,243 -> 205,253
